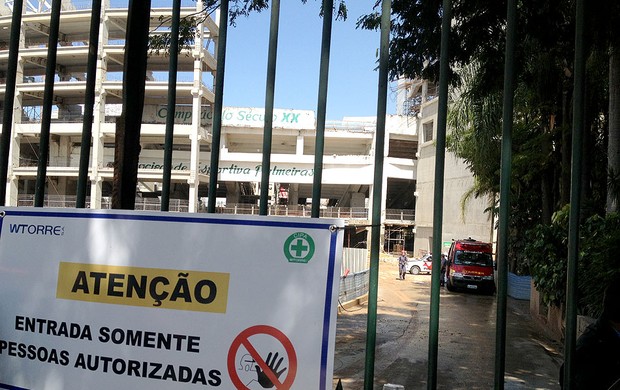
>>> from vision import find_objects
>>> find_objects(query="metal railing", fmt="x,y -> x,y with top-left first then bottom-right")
15,195 -> 416,223
339,248 -> 370,303
385,208 -> 415,222
339,270 -> 369,304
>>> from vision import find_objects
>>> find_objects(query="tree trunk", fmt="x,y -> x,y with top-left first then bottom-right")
541,122 -> 553,224
607,44 -> 620,214
561,89 -> 571,206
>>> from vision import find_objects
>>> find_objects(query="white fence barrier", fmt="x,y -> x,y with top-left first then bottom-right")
339,248 -> 370,304
342,247 -> 368,276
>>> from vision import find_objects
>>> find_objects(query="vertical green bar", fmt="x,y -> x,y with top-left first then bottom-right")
161,0 -> 181,211
563,0 -> 585,387
494,0 -> 517,388
117,0 -> 152,210
0,0 -> 24,205
311,0 -> 333,219
427,0 -> 451,388
259,0 -> 280,215
35,0 -> 62,207
363,0 -> 390,388
76,0 -> 102,208
207,0 -> 230,213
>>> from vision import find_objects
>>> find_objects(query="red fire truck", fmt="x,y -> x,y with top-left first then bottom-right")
445,238 -> 495,294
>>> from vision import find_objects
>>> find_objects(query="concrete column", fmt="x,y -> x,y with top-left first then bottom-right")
367,128 -> 389,251
288,183 -> 299,205
188,1 -> 204,213
90,91 -> 106,209
380,169 -> 388,251
380,125 -> 392,250
351,192 -> 365,207
55,178 -> 68,196
296,133 -> 304,155
51,136 -> 71,195
57,135 -> 72,166
366,183 -> 374,251
5,26 -> 26,206
6,131 -> 21,206
225,182 -> 240,204
90,6 -> 109,209
188,130 -> 201,212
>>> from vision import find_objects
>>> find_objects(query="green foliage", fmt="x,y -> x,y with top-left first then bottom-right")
445,62 -> 564,275
577,213 -> 620,317
608,167 -> 620,209
149,16 -> 199,57
526,209 -> 620,317
525,206 -> 570,307
356,0 -> 619,315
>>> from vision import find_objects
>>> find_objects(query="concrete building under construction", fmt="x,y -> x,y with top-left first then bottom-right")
0,0 -> 492,254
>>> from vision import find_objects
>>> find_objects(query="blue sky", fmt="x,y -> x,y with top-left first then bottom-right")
221,1 -> 397,121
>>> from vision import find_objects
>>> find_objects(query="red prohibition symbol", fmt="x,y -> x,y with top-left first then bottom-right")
227,325 -> 298,389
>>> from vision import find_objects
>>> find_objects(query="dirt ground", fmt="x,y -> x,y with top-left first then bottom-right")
333,258 -> 564,390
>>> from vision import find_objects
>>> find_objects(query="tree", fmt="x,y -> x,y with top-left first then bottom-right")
358,0 -> 616,274
446,63 -> 566,273
357,0 -> 612,206
525,207 -> 620,317
604,6 -> 620,214
610,51 -> 620,213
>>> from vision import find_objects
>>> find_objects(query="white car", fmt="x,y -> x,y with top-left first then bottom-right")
406,254 -> 433,275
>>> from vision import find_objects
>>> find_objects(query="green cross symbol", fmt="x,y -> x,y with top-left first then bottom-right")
290,238 -> 309,257
283,232 -> 315,263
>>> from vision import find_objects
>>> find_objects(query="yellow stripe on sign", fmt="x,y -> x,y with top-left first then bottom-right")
56,262 -> 229,313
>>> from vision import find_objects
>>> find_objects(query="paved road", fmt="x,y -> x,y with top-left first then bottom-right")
333,259 -> 564,389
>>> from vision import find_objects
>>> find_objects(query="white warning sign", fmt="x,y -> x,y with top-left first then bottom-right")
0,208 -> 344,389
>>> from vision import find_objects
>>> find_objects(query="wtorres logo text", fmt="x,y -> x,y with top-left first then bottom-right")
9,224 -> 65,236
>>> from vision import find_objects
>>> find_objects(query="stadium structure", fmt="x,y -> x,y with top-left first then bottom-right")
0,0 -> 492,254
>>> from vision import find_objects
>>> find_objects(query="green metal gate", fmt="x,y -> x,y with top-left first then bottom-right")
0,0 -> 588,389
